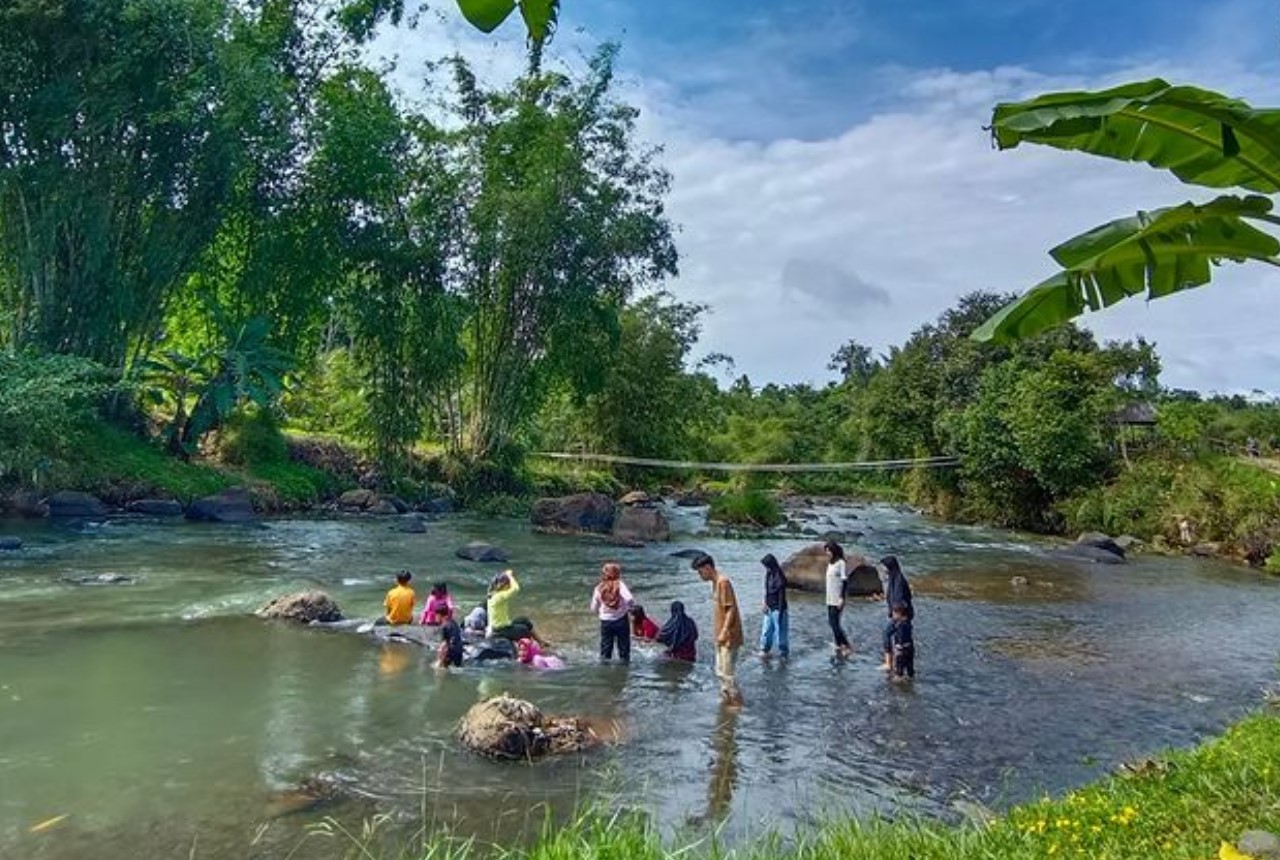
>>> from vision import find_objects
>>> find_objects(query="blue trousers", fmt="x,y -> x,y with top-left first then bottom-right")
759,608 -> 790,656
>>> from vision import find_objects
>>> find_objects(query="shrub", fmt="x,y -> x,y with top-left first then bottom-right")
218,408 -> 288,466
0,353 -> 116,485
708,490 -> 782,527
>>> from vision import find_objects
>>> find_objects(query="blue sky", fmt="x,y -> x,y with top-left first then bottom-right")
378,0 -> 1280,393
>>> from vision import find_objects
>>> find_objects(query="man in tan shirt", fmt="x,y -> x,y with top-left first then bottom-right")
693,553 -> 744,707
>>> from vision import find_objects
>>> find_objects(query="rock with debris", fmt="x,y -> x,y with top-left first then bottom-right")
257,591 -> 344,624
618,490 -> 652,507
457,695 -> 598,761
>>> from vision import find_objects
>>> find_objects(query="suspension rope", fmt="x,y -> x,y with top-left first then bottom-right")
530,452 -> 961,473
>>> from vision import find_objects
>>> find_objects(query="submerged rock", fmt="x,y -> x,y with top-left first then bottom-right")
457,695 -> 598,761
669,548 -> 707,559
455,541 -> 509,563
531,493 -> 615,534
0,537 -> 22,551
612,506 -> 670,544
1059,543 -> 1126,565
64,573 -> 134,586
257,591 -> 344,623
391,512 -> 429,533
126,498 -> 184,517
186,487 -> 257,524
47,491 -> 109,518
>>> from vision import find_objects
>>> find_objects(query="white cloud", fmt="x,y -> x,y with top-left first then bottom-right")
368,13 -> 1280,395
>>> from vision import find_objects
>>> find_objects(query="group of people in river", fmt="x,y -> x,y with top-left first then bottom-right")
378,539 -> 916,706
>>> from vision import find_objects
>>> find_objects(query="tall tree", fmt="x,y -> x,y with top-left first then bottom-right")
441,48 -> 678,461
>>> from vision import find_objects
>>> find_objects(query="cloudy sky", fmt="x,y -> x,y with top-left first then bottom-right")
374,0 -> 1280,393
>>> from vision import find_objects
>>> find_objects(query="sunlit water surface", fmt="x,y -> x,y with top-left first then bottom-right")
1,503 -> 1277,858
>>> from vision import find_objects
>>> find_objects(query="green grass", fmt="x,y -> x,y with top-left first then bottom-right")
61,423 -> 230,502
298,713 -> 1280,860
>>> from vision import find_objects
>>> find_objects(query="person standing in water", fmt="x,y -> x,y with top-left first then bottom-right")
590,562 -> 635,663
758,554 -> 789,659
879,555 -> 914,672
693,554 -> 744,706
824,541 -> 852,657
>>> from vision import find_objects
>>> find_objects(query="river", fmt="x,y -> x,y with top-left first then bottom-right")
1,502 -> 1277,859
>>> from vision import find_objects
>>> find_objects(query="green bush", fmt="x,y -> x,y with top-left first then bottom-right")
0,352 -> 116,486
218,408 -> 288,466
708,490 -> 782,527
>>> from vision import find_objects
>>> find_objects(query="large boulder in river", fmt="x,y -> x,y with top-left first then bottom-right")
456,541 -> 509,563
531,493 -> 615,534
186,487 -> 257,523
612,506 -> 670,544
3,491 -> 48,518
782,544 -> 881,596
457,695 -> 598,761
257,591 -> 344,623
47,491 -> 109,518
126,498 -> 184,517
1076,532 -> 1126,559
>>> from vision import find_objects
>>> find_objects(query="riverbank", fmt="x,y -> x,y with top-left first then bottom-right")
6,415 -> 1280,573
331,712 -> 1280,860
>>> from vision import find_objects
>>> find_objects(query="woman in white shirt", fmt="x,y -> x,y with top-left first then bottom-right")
590,561 -> 635,663
824,541 -> 852,657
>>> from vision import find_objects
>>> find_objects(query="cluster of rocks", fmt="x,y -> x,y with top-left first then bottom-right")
0,488 -> 258,524
457,695 -> 598,761
531,490 -> 671,545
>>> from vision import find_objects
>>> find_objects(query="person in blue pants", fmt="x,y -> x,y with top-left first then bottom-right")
758,554 -> 790,658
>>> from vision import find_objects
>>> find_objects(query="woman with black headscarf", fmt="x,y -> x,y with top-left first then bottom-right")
758,553 -> 789,658
656,600 -> 699,662
879,555 -> 914,670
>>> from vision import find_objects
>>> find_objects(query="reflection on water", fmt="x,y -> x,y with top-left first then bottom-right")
1,506 -> 1278,858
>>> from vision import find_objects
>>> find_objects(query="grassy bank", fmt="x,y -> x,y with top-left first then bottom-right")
316,713 -> 1280,860
1062,453 -> 1280,568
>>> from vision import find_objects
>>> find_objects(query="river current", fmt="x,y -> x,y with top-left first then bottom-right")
1,502 -> 1277,859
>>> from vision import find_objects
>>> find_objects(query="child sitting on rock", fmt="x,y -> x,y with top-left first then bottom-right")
420,582 -> 457,626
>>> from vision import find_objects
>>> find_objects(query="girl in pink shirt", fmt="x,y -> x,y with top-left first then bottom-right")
420,582 -> 457,626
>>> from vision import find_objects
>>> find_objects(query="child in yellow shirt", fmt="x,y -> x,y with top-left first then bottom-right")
383,571 -> 416,625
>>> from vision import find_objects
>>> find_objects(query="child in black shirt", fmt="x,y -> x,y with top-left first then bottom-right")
887,603 -> 914,680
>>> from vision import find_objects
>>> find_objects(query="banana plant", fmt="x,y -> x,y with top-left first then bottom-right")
455,0 -> 559,42
973,80 -> 1280,342
137,316 -> 294,456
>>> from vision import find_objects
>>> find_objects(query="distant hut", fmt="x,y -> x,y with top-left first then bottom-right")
1113,402 -> 1158,466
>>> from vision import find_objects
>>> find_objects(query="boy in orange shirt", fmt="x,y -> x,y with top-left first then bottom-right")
692,554 -> 744,707
383,571 -> 416,625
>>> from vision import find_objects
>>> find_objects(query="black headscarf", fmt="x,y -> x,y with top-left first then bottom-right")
880,555 -> 914,619
761,553 -> 788,611
657,600 -> 698,651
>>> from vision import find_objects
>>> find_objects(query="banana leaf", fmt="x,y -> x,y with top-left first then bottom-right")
972,195 -> 1280,342
991,80 -> 1280,194
456,0 -> 517,33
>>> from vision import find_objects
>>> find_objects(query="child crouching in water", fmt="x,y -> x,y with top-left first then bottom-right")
886,603 -> 914,680
516,637 -> 564,671
436,614 -> 464,669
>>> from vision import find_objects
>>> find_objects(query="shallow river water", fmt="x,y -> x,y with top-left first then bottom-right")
1,502 -> 1278,859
